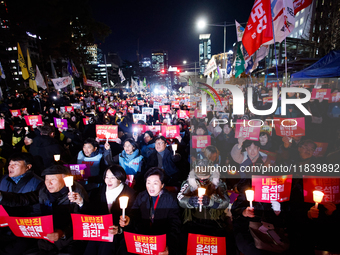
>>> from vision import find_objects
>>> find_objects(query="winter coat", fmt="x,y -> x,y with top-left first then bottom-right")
77,150 -> 104,177
29,135 -> 63,168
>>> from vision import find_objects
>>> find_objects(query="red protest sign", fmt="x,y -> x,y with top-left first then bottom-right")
177,110 -> 190,119
194,109 -> 207,119
96,125 -> 118,141
7,215 -> 54,242
311,89 -> 331,100
138,100 -> 145,106
65,106 -> 74,113
262,97 -> 273,105
171,101 -> 180,108
273,117 -> 305,137
107,108 -> 116,116
161,125 -> 180,139
235,120 -> 261,141
331,92 -> 340,103
99,107 -> 106,112
0,119 -> 4,129
192,135 -> 211,149
91,101 -> 96,106
0,205 -> 8,227
303,177 -> 340,204
252,175 -> 293,203
71,214 -> 113,242
313,142 -> 328,157
124,232 -> 166,255
187,233 -> 226,255
144,125 -> 161,136
121,100 -> 127,105
10,109 -> 21,117
132,124 -> 145,135
21,108 -> 28,114
83,117 -> 90,125
159,105 -> 171,114
24,115 -> 43,126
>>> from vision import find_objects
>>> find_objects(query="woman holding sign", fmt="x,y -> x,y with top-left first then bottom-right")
69,165 -> 136,255
118,167 -> 181,255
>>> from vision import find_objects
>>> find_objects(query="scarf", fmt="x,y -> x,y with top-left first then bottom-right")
106,183 -> 124,212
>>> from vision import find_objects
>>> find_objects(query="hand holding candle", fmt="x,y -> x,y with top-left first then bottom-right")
313,190 -> 324,209
119,196 -> 129,219
54,154 -> 60,161
245,190 -> 255,209
198,187 -> 206,212
63,176 -> 74,193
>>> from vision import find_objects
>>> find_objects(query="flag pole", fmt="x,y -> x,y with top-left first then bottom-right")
270,2 -> 279,81
285,38 -> 288,87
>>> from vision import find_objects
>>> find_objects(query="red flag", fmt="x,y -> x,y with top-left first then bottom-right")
293,0 -> 313,15
242,0 -> 273,56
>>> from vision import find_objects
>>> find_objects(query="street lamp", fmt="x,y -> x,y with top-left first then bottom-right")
183,60 -> 187,64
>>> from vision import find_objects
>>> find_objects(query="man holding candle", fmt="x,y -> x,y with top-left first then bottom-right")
0,165 -> 88,255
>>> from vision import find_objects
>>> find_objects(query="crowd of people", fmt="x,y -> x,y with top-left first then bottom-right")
0,85 -> 338,255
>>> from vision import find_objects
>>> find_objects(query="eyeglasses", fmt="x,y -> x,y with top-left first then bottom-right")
155,141 -> 165,145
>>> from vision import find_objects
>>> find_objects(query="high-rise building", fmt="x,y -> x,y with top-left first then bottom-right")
140,57 -> 151,68
151,50 -> 168,72
289,5 -> 313,40
199,34 -> 211,74
86,44 -> 98,64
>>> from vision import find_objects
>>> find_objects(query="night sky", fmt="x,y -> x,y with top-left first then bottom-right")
90,0 -> 256,66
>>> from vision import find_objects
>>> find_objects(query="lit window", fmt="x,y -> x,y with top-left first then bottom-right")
7,47 -> 12,51
299,29 -> 303,36
301,9 -> 305,13
300,17 -> 304,25
14,78 -> 19,80
295,20 -> 299,28
13,72 -> 17,75
11,60 -> 15,63
13,47 -> 17,50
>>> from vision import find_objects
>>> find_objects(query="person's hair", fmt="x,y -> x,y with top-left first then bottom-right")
202,145 -> 220,161
8,152 -> 34,166
123,138 -> 139,151
103,164 -> 126,183
196,122 -> 208,135
83,137 -> 99,149
298,139 -> 317,151
39,125 -> 53,136
243,140 -> 261,149
155,136 -> 167,144
144,167 -> 165,184
144,131 -> 154,139
260,132 -> 269,139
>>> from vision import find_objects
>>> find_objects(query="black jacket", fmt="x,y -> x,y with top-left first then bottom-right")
29,135 -> 64,168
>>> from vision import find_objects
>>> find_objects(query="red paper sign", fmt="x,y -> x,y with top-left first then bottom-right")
121,100 -> 127,105
273,117 -> 305,137
0,205 -> 9,227
311,89 -> 331,100
91,101 -> 96,106
132,124 -> 145,135
0,119 -> 4,129
194,109 -> 207,119
83,117 -> 90,125
262,97 -> 273,105
24,115 -> 43,126
177,110 -> 190,119
144,125 -> 161,136
171,101 -> 180,108
10,109 -> 21,117
96,125 -> 118,141
71,214 -> 113,242
235,120 -> 261,141
159,105 -> 171,114
21,108 -> 28,114
124,232 -> 166,255
331,92 -> 340,103
303,177 -> 340,204
187,233 -> 226,255
161,125 -> 180,139
313,142 -> 328,157
7,215 -> 54,242
252,175 -> 293,203
138,100 -> 144,106
65,106 -> 74,113
192,135 -> 211,149
128,107 -> 134,113
107,108 -> 116,116
99,107 -> 106,112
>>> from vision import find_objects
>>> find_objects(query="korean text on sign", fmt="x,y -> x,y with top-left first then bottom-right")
124,232 -> 166,255
186,233 -> 226,255
96,125 -> 118,141
24,115 -> 43,126
7,215 -> 54,242
192,136 -> 211,149
71,214 -> 113,242
235,120 -> 261,141
303,177 -> 340,204
161,125 -> 180,139
274,117 -> 305,137
252,175 -> 293,202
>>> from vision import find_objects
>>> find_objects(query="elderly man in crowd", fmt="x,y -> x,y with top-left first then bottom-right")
0,165 -> 88,255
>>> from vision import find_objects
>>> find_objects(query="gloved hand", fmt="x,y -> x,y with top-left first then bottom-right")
188,196 -> 199,207
202,195 -> 210,206
271,201 -> 281,215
